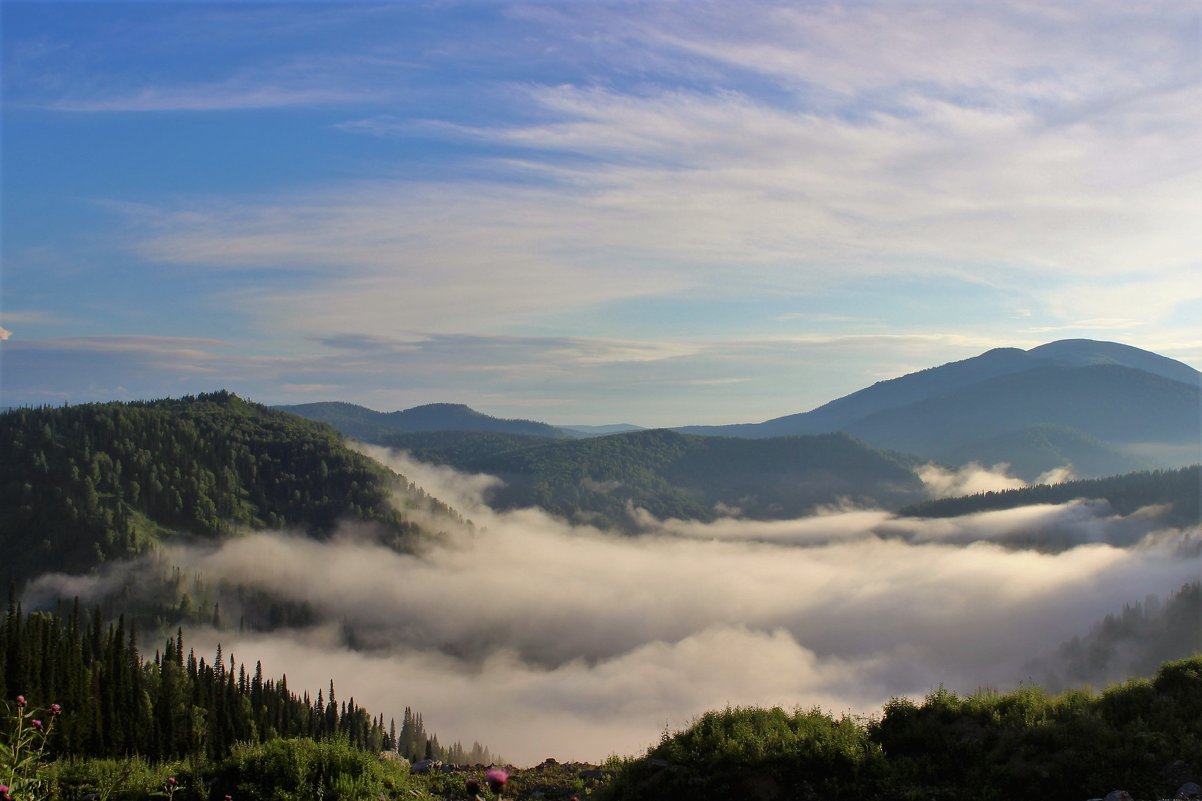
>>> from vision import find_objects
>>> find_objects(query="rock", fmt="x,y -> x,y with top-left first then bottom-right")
1104,791 -> 1134,801
1178,782 -> 1202,800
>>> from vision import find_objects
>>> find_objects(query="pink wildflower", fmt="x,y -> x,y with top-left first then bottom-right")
466,778 -> 481,795
31,719 -> 43,731
485,767 -> 509,793
1,783 -> 11,801
50,703 -> 62,716
15,695 -> 26,707
165,777 -> 177,787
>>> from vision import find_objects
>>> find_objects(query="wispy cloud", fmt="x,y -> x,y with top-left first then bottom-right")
6,1 -> 1200,416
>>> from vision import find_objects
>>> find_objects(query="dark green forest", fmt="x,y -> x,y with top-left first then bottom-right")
0,597 -> 487,767
900,465 -> 1201,526
377,429 -> 926,529
0,392 -> 461,587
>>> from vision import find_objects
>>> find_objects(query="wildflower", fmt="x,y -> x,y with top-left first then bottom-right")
15,695 -> 26,707
165,777 -> 177,787
485,767 -> 509,794
466,778 -> 481,795
50,703 -> 62,716
0,783 -> 11,801
31,719 -> 43,731
225,796 -> 233,801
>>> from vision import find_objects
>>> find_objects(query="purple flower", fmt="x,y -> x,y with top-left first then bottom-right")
32,719 -> 43,731
485,767 -> 509,793
15,695 -> 26,708
1,783 -> 11,801
50,703 -> 62,716
165,777 -> 177,787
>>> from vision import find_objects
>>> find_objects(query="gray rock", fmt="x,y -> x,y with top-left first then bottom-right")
1178,782 -> 1202,800
1104,791 -> 1134,801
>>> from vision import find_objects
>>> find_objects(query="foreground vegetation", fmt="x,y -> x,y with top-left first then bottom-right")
7,652 -> 1199,799
0,600 -> 485,774
605,655 -> 1202,801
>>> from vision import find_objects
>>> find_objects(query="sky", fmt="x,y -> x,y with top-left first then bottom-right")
28,448 -> 1202,764
2,1 -> 1200,426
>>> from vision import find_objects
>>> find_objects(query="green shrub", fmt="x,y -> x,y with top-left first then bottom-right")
218,737 -> 412,800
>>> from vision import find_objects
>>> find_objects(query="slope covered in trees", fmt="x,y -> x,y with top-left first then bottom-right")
380,429 -> 926,527
0,597 -> 485,767
899,465 -> 1201,526
0,392 -> 459,587
1053,582 -> 1202,691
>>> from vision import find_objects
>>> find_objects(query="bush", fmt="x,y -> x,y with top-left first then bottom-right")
217,737 -> 413,800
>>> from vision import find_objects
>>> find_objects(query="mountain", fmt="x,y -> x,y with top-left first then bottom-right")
382,428 -> 926,528
843,364 -> 1199,467
676,340 -> 1201,479
0,392 -> 456,586
276,400 -> 569,441
1027,338 -> 1201,384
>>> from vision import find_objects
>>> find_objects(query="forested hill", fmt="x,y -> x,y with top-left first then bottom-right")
0,392 -> 458,586
899,465 -> 1201,525
383,429 -> 926,527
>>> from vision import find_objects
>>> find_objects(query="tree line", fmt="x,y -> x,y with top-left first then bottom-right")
0,594 -> 483,765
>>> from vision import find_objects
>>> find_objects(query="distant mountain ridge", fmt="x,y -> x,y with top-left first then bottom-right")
275,400 -> 570,440
677,339 -> 1200,439
279,340 -> 1200,482
675,339 -> 1201,479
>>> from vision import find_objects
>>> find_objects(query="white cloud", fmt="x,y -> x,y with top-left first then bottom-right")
28,446 -> 1198,764
9,1 -> 1201,415
917,462 -> 1029,498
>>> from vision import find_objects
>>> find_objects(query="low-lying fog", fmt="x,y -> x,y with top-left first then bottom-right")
32,449 -> 1201,765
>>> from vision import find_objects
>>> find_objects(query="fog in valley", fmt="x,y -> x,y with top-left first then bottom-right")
30,448 -> 1201,765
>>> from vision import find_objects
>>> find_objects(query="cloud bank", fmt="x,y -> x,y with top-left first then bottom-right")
29,449 -> 1199,764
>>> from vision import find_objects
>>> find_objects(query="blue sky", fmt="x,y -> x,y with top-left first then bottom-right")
2,1 -> 1199,425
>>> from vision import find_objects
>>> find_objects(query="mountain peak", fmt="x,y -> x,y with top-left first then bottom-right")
1028,339 -> 1200,386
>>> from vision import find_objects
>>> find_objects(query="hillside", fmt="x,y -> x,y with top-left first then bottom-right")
0,392 -> 457,586
843,364 -> 1200,472
276,401 -> 569,441
898,465 -> 1201,525
675,340 -> 1201,479
383,428 -> 926,527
